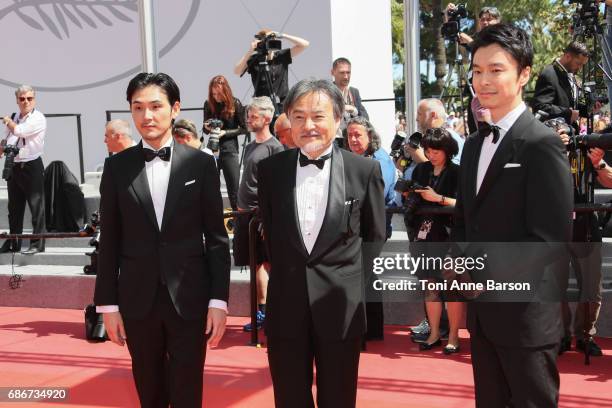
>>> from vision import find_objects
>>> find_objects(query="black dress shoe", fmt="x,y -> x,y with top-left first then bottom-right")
443,344 -> 460,355
21,247 -> 44,255
558,336 -> 572,355
419,338 -> 441,351
576,339 -> 603,356
410,319 -> 430,335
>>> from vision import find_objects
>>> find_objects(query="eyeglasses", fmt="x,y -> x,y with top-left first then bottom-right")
18,96 -> 34,102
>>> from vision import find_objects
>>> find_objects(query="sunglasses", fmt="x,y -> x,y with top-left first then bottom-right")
18,96 -> 34,102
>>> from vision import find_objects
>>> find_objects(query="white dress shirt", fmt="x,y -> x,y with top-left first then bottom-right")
476,102 -> 526,194
98,137 -> 227,313
4,109 -> 46,162
295,144 -> 333,254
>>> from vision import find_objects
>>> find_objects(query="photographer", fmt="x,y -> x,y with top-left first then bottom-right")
532,41 -> 590,126
444,4 -> 501,50
0,85 -> 46,254
445,5 -> 502,134
203,75 -> 247,210
403,128 -> 463,355
234,30 -> 309,108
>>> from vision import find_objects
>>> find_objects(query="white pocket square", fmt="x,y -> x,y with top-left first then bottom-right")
504,163 -> 521,168
185,179 -> 196,186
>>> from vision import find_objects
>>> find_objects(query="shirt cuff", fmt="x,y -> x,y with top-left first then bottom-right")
96,305 -> 119,313
208,299 -> 228,312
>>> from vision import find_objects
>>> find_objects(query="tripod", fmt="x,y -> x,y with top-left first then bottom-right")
440,40 -> 471,138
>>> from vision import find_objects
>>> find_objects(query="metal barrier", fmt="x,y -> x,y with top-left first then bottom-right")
44,113 -> 85,183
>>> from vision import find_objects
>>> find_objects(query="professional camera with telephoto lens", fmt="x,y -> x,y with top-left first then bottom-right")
394,179 -> 426,194
1,142 -> 20,181
390,131 -> 407,160
407,131 -> 423,149
441,3 -> 468,41
205,119 -> 223,152
543,117 -> 612,151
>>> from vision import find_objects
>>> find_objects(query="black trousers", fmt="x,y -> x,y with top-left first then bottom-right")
267,313 -> 361,408
470,318 -> 560,408
123,284 -> 207,408
218,151 -> 240,210
7,157 -> 45,249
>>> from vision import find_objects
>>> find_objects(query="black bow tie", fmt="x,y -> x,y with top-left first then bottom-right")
299,151 -> 331,169
143,147 -> 171,162
477,122 -> 501,144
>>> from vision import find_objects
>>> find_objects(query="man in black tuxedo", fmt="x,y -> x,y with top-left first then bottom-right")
94,73 -> 230,408
531,41 -> 589,125
452,25 -> 573,407
258,79 -> 386,407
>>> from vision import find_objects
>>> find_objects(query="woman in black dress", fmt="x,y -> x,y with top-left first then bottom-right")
406,128 -> 464,354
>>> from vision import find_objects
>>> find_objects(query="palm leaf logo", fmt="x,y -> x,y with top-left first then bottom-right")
0,0 -> 138,40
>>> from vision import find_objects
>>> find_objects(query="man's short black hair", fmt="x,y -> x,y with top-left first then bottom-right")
126,72 -> 181,106
564,41 -> 589,57
332,57 -> 351,69
421,128 -> 459,162
471,23 -> 533,74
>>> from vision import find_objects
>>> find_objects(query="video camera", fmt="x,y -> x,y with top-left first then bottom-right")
253,32 -> 282,59
441,3 -> 468,41
570,0 -> 601,37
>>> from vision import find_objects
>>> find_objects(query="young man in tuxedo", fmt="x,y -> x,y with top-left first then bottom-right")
452,24 -> 573,407
94,72 -> 230,408
257,79 -> 386,407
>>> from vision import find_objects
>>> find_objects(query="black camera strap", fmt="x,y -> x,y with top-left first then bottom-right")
4,112 -> 25,147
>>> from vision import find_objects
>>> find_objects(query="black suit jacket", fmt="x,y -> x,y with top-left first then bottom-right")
452,109 -> 573,347
258,146 -> 386,341
349,86 -> 369,119
94,142 -> 230,320
531,62 -> 575,123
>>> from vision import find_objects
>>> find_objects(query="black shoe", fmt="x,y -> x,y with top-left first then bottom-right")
411,332 -> 430,343
0,239 -> 21,253
419,338 -> 441,350
558,336 -> 572,355
576,339 -> 603,357
443,344 -> 460,355
410,319 -> 430,335
21,246 -> 44,255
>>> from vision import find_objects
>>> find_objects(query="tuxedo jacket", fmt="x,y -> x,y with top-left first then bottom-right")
258,146 -> 386,341
531,62 -> 575,123
94,142 -> 230,320
452,109 -> 573,347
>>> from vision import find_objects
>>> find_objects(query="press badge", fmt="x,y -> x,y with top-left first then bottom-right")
417,220 -> 432,240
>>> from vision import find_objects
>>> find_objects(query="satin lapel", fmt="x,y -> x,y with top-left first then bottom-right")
474,110 -> 531,207
465,134 -> 484,213
308,145 -> 345,262
130,142 -> 159,231
161,143 -> 189,233
285,149 -> 309,257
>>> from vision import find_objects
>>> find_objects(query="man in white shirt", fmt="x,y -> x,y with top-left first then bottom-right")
94,73 -> 230,407
0,85 -> 46,254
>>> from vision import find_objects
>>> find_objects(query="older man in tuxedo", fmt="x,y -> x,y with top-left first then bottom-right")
258,79 -> 386,407
94,72 -> 230,408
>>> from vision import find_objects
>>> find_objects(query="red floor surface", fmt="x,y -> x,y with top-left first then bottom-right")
0,307 -> 610,407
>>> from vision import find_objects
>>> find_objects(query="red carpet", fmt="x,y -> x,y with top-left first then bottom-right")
0,307 -> 610,407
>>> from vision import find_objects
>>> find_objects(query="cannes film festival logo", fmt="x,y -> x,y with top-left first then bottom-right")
0,0 -> 199,91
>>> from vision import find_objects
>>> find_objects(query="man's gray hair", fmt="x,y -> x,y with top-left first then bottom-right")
420,98 -> 448,122
248,96 -> 275,119
283,78 -> 345,121
346,116 -> 381,153
106,119 -> 132,138
15,85 -> 34,96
